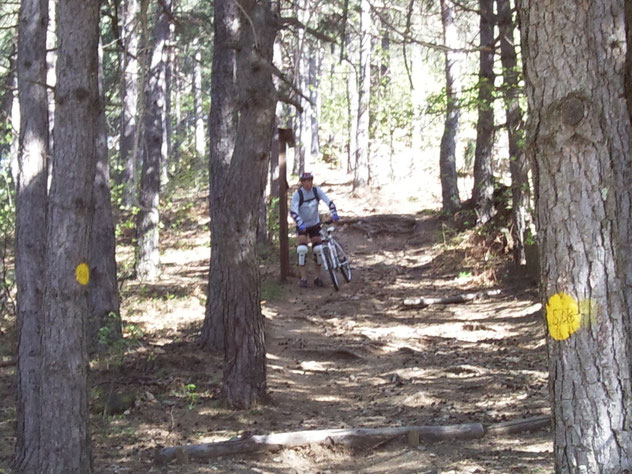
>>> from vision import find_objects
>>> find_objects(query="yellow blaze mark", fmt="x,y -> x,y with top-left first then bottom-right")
546,292 -> 581,341
75,262 -> 90,286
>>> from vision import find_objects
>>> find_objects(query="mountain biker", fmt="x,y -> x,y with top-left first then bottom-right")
290,172 -> 339,288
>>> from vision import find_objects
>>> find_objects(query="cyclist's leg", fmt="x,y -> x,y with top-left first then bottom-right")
309,229 -> 324,286
297,232 -> 309,285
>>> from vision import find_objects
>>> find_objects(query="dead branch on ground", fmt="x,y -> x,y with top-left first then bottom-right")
401,289 -> 502,309
156,422 -> 485,463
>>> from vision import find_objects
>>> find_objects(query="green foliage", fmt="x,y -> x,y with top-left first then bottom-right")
260,280 -> 284,302
266,196 -> 280,242
0,164 -> 15,318
182,382 -> 199,409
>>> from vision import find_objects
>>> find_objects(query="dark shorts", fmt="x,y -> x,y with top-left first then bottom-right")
297,224 -> 321,238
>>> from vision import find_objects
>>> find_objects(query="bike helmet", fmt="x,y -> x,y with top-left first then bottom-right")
300,172 -> 314,181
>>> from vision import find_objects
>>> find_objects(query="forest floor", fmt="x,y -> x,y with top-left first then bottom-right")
0,164 -> 553,473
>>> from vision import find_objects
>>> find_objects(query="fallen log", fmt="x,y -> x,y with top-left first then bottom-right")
0,357 -> 16,368
156,422 -> 485,463
402,289 -> 502,309
485,415 -> 550,436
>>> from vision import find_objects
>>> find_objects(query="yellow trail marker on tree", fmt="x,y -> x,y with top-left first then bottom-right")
546,292 -> 581,341
75,262 -> 90,286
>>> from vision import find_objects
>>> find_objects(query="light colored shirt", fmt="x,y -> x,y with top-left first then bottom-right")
289,186 -> 337,228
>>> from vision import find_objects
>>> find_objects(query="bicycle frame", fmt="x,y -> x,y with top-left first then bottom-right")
318,223 -> 351,290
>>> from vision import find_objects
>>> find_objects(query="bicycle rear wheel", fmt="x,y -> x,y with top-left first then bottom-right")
322,245 -> 339,291
333,241 -> 351,282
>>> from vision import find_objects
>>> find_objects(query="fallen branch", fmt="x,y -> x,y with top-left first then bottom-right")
0,357 -> 16,368
401,289 -> 502,309
485,415 -> 550,436
156,422 -> 485,463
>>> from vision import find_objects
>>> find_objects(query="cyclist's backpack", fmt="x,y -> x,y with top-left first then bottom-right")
298,187 -> 320,208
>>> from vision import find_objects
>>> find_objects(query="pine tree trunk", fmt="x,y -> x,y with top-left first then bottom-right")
439,0 -> 461,213
309,49 -> 321,157
137,0 -> 171,281
119,0 -> 140,207
220,0 -> 278,409
346,58 -> 358,175
471,0 -> 495,224
12,0 -> 49,470
497,0 -> 529,265
201,0 -> 240,352
89,39 -> 122,349
38,0 -> 100,471
520,1 -> 632,470
193,38 -> 206,161
354,0 -> 371,188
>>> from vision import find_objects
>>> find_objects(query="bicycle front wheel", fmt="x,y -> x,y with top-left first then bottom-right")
322,245 -> 339,291
333,240 -> 351,282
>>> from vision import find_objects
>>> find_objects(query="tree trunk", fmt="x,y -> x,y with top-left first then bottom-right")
38,0 -> 100,471
520,0 -> 632,470
89,38 -> 122,350
219,0 -> 278,409
354,0 -> 371,188
161,33 -> 172,187
308,49 -> 321,158
497,0 -> 529,265
193,38 -> 206,162
136,0 -> 172,281
346,58 -> 358,175
12,0 -> 49,470
439,0 -> 461,213
471,0 -> 495,224
201,0 -> 240,352
291,0 -> 309,175
119,0 -> 140,207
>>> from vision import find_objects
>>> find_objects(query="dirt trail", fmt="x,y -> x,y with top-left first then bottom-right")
0,176 -> 553,473
254,210 -> 551,473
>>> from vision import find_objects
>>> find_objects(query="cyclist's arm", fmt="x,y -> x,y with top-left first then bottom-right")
316,187 -> 338,216
289,192 -> 304,227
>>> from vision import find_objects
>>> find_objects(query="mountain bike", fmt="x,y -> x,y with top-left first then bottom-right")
319,221 -> 351,291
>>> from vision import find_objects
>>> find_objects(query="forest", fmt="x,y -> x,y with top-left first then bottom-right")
1,0 -> 632,472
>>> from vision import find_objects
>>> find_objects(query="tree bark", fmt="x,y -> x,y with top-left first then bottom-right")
497,0 -> 529,265
119,0 -> 140,207
201,0 -> 240,352
38,0 -> 100,471
520,0 -> 632,470
346,57 -> 358,175
471,0 -> 495,224
89,38 -> 122,349
354,0 -> 371,188
219,0 -> 278,409
438,0 -> 462,213
12,0 -> 49,470
192,37 -> 206,161
136,0 -> 172,281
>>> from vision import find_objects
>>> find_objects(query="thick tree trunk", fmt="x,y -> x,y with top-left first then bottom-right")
471,0 -> 495,224
136,0 -> 172,281
220,0 -> 278,409
520,0 -> 632,470
354,0 -> 371,188
497,0 -> 529,265
12,0 -> 49,470
438,0 -> 461,213
119,0 -> 140,207
201,0 -> 240,352
89,39 -> 122,349
38,0 -> 100,471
